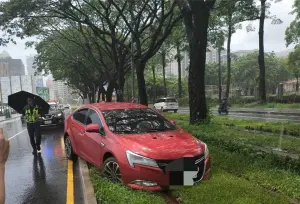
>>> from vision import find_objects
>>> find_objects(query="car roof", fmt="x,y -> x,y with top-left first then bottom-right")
80,102 -> 148,111
158,97 -> 177,99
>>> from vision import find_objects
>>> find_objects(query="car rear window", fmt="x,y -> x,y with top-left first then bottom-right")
101,108 -> 176,134
166,98 -> 177,102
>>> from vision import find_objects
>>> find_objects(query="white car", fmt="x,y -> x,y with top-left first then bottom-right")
153,97 -> 179,113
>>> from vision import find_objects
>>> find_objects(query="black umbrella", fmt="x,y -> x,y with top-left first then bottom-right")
8,91 -> 50,114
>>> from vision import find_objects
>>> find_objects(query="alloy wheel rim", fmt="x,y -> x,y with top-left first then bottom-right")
103,161 -> 121,182
65,138 -> 71,157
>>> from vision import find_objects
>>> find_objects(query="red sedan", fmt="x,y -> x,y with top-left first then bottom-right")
64,102 -> 211,190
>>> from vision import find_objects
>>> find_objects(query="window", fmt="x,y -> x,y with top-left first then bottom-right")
101,108 -> 176,134
73,109 -> 88,124
166,98 -> 177,103
86,109 -> 103,128
156,99 -> 165,103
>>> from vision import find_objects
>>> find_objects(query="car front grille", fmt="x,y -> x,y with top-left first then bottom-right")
155,154 -> 206,182
45,114 -> 53,119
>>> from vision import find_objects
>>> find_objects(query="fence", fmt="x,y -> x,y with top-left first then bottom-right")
0,75 -> 36,120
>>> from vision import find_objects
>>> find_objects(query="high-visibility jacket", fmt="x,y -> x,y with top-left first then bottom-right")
24,105 -> 39,123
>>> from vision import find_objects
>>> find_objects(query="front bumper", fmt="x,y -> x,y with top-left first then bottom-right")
39,117 -> 64,127
120,155 -> 211,191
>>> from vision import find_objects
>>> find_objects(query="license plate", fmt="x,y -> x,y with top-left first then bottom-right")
45,120 -> 52,125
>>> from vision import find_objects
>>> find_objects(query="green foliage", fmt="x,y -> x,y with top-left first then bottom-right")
231,51 -> 292,94
288,45 -> 300,80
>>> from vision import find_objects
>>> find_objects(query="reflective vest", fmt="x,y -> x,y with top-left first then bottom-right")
25,105 -> 39,123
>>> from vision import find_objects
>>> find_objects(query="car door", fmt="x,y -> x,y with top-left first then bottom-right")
71,108 -> 89,159
83,108 -> 106,166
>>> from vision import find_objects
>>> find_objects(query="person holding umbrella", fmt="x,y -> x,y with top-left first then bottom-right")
23,97 -> 43,155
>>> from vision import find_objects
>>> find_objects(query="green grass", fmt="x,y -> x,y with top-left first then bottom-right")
173,169 -> 292,204
90,167 -> 166,204
231,102 -> 300,109
166,113 -> 300,155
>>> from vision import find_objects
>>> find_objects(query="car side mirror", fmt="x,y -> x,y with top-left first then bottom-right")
170,120 -> 176,125
86,124 -> 100,133
86,124 -> 105,135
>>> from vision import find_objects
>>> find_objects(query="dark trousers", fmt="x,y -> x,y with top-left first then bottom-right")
27,122 -> 42,151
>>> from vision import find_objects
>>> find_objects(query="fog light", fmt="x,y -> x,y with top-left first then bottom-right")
131,180 -> 158,186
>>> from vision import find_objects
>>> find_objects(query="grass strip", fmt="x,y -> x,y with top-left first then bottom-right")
90,167 -> 166,204
172,168 -> 292,204
165,113 -> 300,155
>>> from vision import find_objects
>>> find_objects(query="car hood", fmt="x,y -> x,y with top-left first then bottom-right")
117,129 -> 204,159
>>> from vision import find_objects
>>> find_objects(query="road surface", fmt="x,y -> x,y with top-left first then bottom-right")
1,117 -> 84,204
177,107 -> 300,123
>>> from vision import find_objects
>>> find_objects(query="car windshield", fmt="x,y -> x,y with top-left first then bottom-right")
49,104 -> 57,111
101,108 -> 176,134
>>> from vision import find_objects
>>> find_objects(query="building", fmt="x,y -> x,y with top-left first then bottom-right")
26,55 -> 36,76
0,51 -> 25,76
46,75 -> 75,103
26,54 -> 44,87
165,48 -> 189,78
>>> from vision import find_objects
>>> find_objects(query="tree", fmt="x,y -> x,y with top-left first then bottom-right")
257,0 -> 282,103
232,51 -> 291,95
175,0 -> 217,124
285,0 -> 300,46
34,29 -> 114,103
0,0 -> 181,105
217,0 -> 259,98
288,46 -> 300,92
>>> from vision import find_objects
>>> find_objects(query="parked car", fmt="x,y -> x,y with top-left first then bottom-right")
153,97 -> 179,113
38,102 -> 65,128
64,102 -> 211,190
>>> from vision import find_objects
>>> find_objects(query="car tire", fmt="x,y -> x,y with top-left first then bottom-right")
174,109 -> 177,113
101,157 -> 122,183
64,136 -> 77,161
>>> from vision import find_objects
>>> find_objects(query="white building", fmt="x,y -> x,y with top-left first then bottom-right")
46,75 -> 75,103
165,48 -> 189,78
26,55 -> 44,87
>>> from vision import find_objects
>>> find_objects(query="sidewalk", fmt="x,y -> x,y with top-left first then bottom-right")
0,114 -> 22,123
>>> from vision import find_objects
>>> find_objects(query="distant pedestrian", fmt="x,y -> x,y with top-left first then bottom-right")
0,128 -> 9,204
23,97 -> 43,155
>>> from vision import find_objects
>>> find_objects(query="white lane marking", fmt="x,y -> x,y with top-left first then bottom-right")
8,129 -> 27,140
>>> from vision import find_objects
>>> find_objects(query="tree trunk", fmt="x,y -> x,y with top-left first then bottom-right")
136,61 -> 148,105
97,87 -> 101,103
296,75 -> 299,92
106,82 -> 114,102
126,79 -> 130,102
162,51 -> 167,97
225,19 -> 232,98
218,47 -> 222,103
188,8 -> 210,124
152,64 -> 157,103
258,0 -> 267,103
176,43 -> 182,99
116,78 -> 125,102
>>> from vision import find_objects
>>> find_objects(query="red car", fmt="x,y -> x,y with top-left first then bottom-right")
64,102 -> 211,191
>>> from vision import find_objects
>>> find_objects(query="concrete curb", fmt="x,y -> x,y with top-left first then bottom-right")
79,158 -> 98,204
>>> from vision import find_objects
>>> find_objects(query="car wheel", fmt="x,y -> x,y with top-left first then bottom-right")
101,157 -> 122,183
64,136 -> 77,161
174,109 -> 177,113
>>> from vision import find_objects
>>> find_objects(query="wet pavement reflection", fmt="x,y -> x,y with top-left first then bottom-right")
3,117 -> 84,204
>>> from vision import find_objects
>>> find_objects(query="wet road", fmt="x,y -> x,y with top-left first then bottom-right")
178,108 -> 300,123
1,117 -> 84,204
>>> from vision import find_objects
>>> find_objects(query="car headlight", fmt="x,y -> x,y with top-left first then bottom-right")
57,113 -> 62,117
126,150 -> 158,168
195,138 -> 209,158
204,143 -> 209,158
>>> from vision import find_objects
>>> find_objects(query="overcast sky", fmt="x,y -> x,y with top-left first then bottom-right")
0,0 -> 295,72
